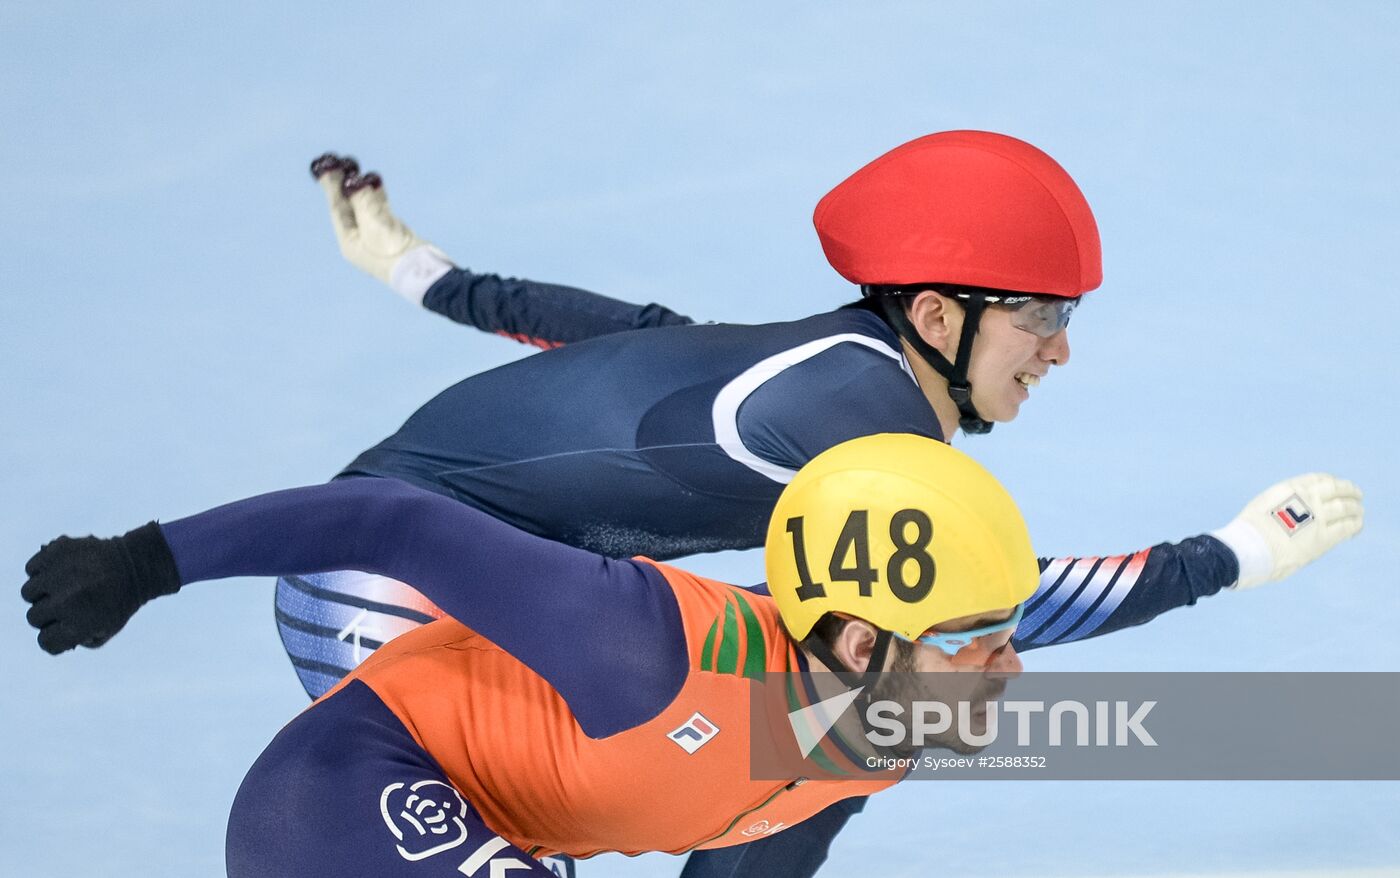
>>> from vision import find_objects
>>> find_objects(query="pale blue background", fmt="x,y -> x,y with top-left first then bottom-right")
3,2 -> 1398,876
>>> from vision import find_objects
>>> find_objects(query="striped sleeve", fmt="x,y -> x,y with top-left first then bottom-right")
1012,535 -> 1240,651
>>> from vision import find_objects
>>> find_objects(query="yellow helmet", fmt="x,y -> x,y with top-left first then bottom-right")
766,433 -> 1038,641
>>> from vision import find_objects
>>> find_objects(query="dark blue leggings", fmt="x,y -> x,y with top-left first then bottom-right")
227,680 -> 567,877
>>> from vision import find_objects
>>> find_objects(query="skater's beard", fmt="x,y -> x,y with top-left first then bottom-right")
863,642 -> 1009,757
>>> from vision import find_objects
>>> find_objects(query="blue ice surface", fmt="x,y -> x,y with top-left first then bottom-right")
4,2 -> 1398,875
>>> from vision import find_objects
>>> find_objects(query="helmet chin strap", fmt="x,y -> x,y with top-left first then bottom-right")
806,628 -> 894,693
873,293 -> 993,435
805,629 -> 916,763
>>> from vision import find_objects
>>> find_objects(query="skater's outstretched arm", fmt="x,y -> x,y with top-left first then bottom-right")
312,153 -> 694,349
1013,473 -> 1363,651
22,478 -> 688,736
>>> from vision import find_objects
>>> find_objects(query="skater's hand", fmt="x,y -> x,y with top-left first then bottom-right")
1211,473 -> 1363,589
310,153 -> 454,304
22,523 -> 182,654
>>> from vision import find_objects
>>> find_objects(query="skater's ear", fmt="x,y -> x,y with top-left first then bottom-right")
903,290 -> 960,357
827,617 -> 881,674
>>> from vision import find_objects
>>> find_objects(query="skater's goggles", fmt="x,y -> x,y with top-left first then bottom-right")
894,603 -> 1024,658
945,290 -> 1079,338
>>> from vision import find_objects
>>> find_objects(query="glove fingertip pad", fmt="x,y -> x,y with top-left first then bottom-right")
310,153 -> 344,179
341,172 -> 382,196
37,625 -> 74,656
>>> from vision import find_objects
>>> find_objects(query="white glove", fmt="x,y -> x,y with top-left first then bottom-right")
310,153 -> 453,305
1210,473 -> 1363,589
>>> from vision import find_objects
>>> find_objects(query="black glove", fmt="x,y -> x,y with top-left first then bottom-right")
22,522 -> 182,654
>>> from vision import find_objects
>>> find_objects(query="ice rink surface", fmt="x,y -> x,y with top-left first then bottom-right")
3,2 -> 1398,875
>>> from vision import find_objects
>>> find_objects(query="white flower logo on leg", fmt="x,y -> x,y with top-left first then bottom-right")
380,780 -> 470,861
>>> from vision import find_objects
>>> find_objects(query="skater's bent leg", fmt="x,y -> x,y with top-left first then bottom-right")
228,680 -> 557,877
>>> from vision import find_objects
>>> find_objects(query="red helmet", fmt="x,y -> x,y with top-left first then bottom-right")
813,130 -> 1101,296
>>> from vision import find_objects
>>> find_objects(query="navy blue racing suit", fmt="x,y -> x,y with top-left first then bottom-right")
274,267 -> 1239,878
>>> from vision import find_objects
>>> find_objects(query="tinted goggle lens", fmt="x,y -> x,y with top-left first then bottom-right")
896,604 -> 1025,658
940,290 -> 1079,338
1005,297 -> 1077,338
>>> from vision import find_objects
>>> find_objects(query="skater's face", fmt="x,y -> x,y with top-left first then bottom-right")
909,609 -> 1022,750
905,291 -> 1071,425
826,612 -> 1022,755
965,302 -> 1071,423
